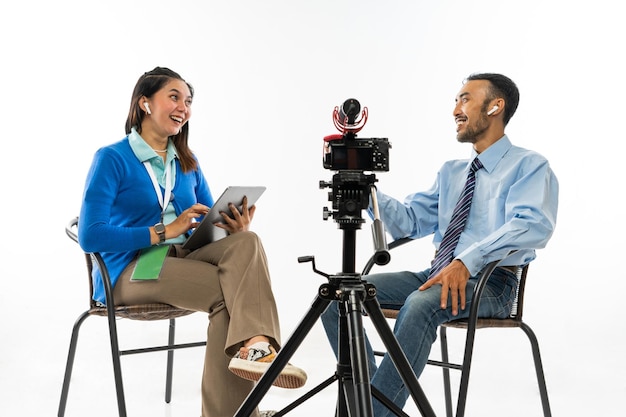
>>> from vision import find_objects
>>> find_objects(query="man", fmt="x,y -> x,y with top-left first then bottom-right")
320,73 -> 559,416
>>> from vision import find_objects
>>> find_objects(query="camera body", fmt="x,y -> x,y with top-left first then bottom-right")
323,133 -> 390,172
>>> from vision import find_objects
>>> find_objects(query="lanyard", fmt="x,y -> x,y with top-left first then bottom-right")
143,160 -> 172,220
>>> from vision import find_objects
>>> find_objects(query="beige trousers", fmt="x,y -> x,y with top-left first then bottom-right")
114,231 -> 281,417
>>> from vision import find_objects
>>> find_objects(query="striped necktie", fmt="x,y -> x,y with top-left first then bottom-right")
429,157 -> 483,279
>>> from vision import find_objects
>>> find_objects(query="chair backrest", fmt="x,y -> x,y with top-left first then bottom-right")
510,264 -> 529,321
66,217 -> 98,309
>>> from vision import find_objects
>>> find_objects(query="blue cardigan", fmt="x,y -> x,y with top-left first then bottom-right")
78,137 -> 214,304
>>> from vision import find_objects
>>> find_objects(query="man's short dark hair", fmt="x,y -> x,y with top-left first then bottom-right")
466,73 -> 520,126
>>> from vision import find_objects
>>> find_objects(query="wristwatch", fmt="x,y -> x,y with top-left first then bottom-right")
154,222 -> 166,243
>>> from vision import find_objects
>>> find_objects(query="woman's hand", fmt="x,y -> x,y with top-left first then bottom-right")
152,204 -> 210,244
177,203 -> 210,231
214,195 -> 256,234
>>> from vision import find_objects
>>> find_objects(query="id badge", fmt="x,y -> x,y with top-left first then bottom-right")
131,245 -> 170,281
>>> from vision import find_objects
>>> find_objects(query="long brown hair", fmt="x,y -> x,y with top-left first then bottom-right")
125,67 -> 198,172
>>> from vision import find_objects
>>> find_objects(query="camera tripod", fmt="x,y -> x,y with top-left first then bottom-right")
234,181 -> 436,417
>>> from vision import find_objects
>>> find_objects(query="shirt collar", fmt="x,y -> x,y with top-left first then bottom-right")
128,127 -> 178,163
470,135 -> 511,173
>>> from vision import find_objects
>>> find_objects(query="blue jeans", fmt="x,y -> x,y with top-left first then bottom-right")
320,266 -> 518,417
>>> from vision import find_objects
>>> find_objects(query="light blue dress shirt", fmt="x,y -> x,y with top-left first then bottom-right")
370,135 -> 559,276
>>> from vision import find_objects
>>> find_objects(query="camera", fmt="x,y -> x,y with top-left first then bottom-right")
322,98 -> 390,172
323,137 -> 390,172
320,99 -> 391,226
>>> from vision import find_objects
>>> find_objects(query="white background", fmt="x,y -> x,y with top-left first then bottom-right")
1,1 -> 624,416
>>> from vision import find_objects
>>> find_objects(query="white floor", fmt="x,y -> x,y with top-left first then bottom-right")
3,287 -> 621,417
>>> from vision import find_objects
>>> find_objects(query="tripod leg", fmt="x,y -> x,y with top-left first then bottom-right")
344,286 -> 375,417
234,294 -> 331,417
362,296 -> 437,417
336,302 -> 357,417
371,385 -> 412,417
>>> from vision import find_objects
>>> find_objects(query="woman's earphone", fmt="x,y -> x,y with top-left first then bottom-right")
487,105 -> 499,116
144,102 -> 152,115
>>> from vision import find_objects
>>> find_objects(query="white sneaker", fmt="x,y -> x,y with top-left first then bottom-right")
228,342 -> 307,389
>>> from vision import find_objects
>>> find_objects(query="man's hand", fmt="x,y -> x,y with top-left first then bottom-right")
419,260 -> 471,316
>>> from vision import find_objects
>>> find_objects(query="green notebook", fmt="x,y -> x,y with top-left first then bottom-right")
131,245 -> 170,281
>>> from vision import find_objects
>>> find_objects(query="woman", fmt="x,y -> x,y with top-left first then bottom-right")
78,67 -> 306,417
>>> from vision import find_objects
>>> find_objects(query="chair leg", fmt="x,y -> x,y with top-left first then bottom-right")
165,319 -> 176,403
58,311 -> 90,417
106,312 -> 127,417
455,324 -> 479,417
439,326 -> 453,417
520,323 -> 552,417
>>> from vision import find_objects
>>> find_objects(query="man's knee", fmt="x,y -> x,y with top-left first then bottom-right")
401,288 -> 444,319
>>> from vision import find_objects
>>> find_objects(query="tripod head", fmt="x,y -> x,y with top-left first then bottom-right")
319,170 -> 377,228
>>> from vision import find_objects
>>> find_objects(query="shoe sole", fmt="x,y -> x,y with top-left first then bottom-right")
228,357 -> 307,389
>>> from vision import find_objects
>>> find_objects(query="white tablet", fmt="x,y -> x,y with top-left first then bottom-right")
182,186 -> 266,251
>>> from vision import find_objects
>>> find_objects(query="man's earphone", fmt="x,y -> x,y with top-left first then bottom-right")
144,102 -> 152,115
487,105 -> 499,116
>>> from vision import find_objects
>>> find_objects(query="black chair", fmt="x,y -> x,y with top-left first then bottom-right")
58,217 -> 206,417
366,238 -> 552,417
